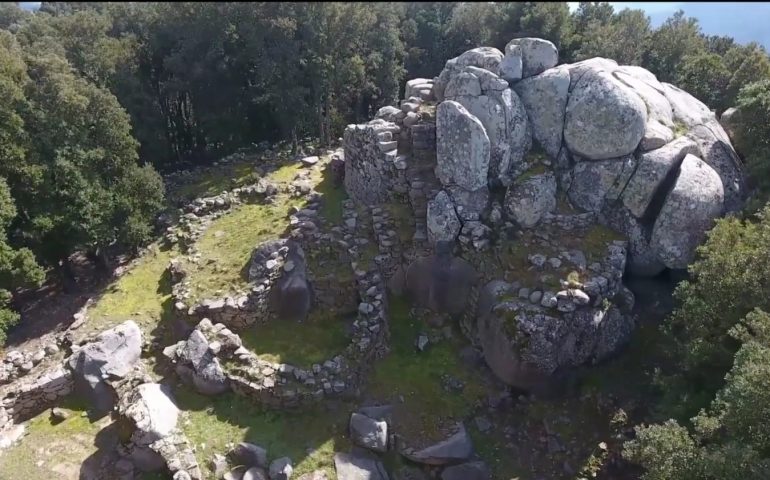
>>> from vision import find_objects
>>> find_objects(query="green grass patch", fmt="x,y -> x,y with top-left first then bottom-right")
673,120 -> 688,137
174,161 -> 260,202
315,165 -> 347,226
186,201 -> 292,301
385,202 -> 415,244
239,310 -> 352,367
578,223 -> 625,258
85,244 -> 176,340
368,295 -> 487,443
516,163 -> 550,184
0,397 -> 116,480
266,162 -> 305,185
175,386 -> 351,479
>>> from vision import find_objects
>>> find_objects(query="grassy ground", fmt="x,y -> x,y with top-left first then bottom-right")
0,397 -> 117,480
175,385 -> 352,479
367,295 -> 488,444
83,244 -> 176,341
239,310 -> 353,367
173,161 -> 261,202
185,202 -> 292,302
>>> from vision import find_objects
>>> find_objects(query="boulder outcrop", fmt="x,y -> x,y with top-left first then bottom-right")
343,36 -> 745,389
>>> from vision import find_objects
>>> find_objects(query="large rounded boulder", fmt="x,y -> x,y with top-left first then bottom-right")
650,154 -> 725,269
564,69 -> 647,160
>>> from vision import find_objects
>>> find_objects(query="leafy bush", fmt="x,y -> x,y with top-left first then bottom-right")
625,309 -> 770,479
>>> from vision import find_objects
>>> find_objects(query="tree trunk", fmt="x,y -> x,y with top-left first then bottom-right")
59,258 -> 79,295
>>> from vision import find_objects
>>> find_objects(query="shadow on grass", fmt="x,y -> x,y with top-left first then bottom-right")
173,384 -> 353,478
238,310 -> 355,368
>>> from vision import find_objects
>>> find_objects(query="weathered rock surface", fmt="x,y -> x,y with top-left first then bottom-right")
564,69 -> 647,159
436,100 -> 490,192
506,38 -> 558,78
230,442 -> 269,469
622,136 -> 699,218
504,172 -> 557,228
334,452 -> 389,480
122,383 -> 180,445
350,413 -> 388,453
269,457 -> 293,480
686,120 -> 746,213
568,155 -> 636,213
651,154 -> 724,269
403,423 -> 473,465
427,191 -> 461,244
441,461 -> 492,480
513,67 -> 570,159
68,320 -> 142,413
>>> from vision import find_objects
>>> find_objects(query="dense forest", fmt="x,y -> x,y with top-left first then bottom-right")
2,2 -> 770,478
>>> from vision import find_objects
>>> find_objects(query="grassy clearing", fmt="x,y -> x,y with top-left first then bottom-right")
239,310 -> 353,367
175,385 -> 351,479
186,202 -> 292,302
0,397 -> 117,480
173,161 -> 261,202
84,244 -> 175,340
368,295 -> 487,443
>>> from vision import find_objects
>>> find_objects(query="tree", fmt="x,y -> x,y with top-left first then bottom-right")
723,43 -> 770,107
571,7 -> 651,65
624,309 -> 770,479
676,52 -> 731,111
731,80 -> 770,208
488,2 -> 573,54
643,10 -> 706,82
401,2 -> 459,80
0,178 -> 44,344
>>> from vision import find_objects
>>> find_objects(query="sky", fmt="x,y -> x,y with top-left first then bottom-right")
568,2 -> 770,49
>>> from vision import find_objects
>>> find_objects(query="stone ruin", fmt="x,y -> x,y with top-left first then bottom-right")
0,36 -> 747,480
342,37 -> 745,390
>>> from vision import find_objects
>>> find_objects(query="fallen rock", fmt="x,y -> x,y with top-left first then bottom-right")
229,442 -> 268,469
350,413 -> 388,453
441,461 -> 492,480
269,457 -> 293,480
334,452 -> 389,480
403,423 -> 473,465
244,467 -> 269,480
67,320 -> 142,414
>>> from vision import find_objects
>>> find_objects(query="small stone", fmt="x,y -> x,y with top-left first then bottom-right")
548,257 -> 562,269
540,291 -> 557,308
269,457 -> 293,480
529,290 -> 542,304
474,416 -> 492,433
416,335 -> 429,352
529,254 -> 546,267
301,156 -> 319,167
51,407 -> 70,422
518,287 -> 530,299
210,454 -> 229,479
